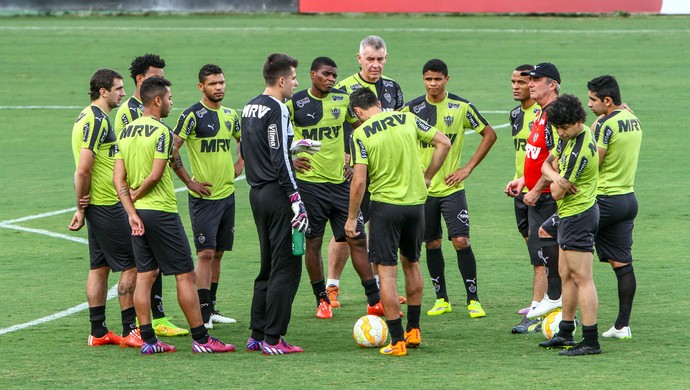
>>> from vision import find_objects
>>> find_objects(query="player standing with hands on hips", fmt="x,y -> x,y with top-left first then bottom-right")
241,53 -> 312,355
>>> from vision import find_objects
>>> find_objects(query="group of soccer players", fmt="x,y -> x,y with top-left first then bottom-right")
70,35 -> 641,357
506,63 -> 642,356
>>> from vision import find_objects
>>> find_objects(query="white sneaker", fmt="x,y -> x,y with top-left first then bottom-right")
602,325 -> 632,339
205,319 -> 214,329
211,311 -> 237,324
526,294 -> 562,319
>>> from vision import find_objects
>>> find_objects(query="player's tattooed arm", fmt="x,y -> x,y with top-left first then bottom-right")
170,134 -> 212,197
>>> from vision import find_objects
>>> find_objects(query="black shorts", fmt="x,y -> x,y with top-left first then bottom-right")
514,193 -> 529,239
541,212 -> 560,239
558,204 -> 599,253
527,194 -> 557,266
132,210 -> 195,275
424,190 -> 469,242
368,201 -> 424,265
297,179 -> 365,242
596,193 -> 638,263
85,204 -> 135,272
188,193 -> 235,252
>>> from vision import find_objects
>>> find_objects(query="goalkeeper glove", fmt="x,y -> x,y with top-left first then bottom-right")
290,139 -> 322,155
289,192 -> 309,232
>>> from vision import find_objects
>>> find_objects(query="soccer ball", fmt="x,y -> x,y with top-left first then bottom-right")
541,308 -> 577,339
541,309 -> 562,339
353,315 -> 389,347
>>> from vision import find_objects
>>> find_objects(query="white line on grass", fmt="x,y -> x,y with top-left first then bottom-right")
0,286 -> 119,336
0,176 -> 246,335
1,26 -> 688,34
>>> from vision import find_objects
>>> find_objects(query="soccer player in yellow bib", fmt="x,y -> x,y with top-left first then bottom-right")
403,59 -> 497,319
287,57 -> 382,319
113,54 -> 187,337
114,77 -> 235,354
538,94 -> 601,356
346,87 -> 451,356
172,64 -> 243,328
327,35 -> 405,307
587,75 -> 642,340
68,69 -> 140,348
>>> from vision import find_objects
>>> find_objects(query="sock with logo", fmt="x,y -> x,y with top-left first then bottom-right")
456,247 -> 478,303
151,273 -> 165,319
426,247 -> 448,301
89,305 -> 108,337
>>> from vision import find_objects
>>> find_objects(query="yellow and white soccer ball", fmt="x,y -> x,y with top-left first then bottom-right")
353,315 -> 389,347
541,308 -> 577,339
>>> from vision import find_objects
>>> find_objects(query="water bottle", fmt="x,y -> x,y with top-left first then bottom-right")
291,228 -> 305,256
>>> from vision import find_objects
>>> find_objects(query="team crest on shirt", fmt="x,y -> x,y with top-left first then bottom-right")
448,102 -> 461,109
444,115 -> 454,127
196,108 -> 208,118
296,97 -> 310,108
412,102 -> 426,114
383,80 -> 393,88
225,120 -> 233,131
383,92 -> 392,103
82,122 -> 91,142
533,132 -> 539,142
267,124 -> 279,149
331,107 -> 341,119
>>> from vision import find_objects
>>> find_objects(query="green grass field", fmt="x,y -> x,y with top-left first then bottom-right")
0,13 -> 688,389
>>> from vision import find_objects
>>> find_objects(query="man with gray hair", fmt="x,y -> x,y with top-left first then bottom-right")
327,35 -> 405,308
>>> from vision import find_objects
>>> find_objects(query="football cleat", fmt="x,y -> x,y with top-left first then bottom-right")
192,336 -> 236,353
119,328 -> 144,348
539,334 -> 576,349
246,337 -> 263,352
467,300 -> 486,318
211,311 -> 237,324
261,338 -> 303,355
141,340 -> 176,355
367,301 -> 403,317
404,328 -> 421,348
88,331 -> 122,347
380,340 -> 407,356
602,325 -> 632,339
427,298 -> 452,316
559,342 -> 601,356
512,317 -> 542,334
326,285 -> 340,308
527,294 -> 562,319
316,299 -> 333,319
152,317 -> 189,337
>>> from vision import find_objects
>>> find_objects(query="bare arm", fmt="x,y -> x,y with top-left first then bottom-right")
425,130 -> 452,187
170,134 -> 212,197
445,125 -> 497,187
541,154 -> 574,201
344,164 -> 367,238
113,159 -> 144,236
130,158 -> 168,202
68,149 -> 95,231
234,141 -> 245,178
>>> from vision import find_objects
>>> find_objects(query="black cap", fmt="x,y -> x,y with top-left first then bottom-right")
520,63 -> 561,84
